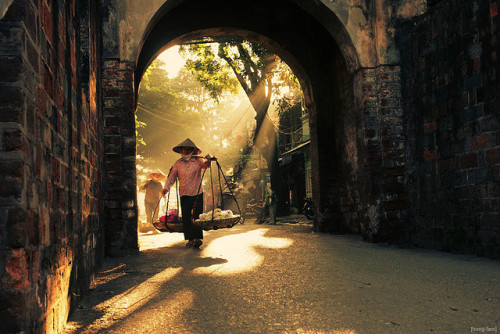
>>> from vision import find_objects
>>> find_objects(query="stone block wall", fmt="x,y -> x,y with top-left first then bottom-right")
0,0 -> 104,332
398,0 -> 500,258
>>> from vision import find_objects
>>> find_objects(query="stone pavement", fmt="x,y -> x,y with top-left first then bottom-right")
64,218 -> 500,334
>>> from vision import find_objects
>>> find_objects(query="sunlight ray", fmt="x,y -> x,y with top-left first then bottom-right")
193,228 -> 293,276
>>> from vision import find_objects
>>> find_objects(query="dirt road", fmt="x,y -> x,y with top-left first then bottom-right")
65,220 -> 499,333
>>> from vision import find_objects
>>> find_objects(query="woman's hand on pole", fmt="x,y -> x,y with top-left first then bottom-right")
205,154 -> 216,161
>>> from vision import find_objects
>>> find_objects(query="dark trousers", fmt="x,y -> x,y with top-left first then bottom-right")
181,193 -> 203,240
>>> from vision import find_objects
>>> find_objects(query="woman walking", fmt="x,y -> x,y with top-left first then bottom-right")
162,138 -> 214,248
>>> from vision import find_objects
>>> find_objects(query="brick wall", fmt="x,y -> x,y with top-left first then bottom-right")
0,0 -> 104,332
398,0 -> 500,258
311,56 -> 407,242
357,65 -> 408,241
101,58 -> 138,257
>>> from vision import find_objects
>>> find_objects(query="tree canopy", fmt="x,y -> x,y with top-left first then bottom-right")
136,40 -> 304,198
180,38 -> 303,185
136,57 -> 253,176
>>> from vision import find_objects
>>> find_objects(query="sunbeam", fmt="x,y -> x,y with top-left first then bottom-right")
192,228 -> 293,276
70,268 -> 182,333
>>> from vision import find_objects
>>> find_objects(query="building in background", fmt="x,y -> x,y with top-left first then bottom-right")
277,100 -> 311,214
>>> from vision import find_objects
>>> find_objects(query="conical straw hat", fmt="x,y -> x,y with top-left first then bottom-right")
172,138 -> 202,155
148,169 -> 166,180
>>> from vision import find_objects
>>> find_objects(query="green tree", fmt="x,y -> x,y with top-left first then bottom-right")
180,40 -> 278,141
137,57 -> 250,174
180,39 -> 302,187
139,59 -> 182,113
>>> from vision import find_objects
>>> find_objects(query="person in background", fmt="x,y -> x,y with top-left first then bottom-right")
259,182 -> 278,224
162,138 -> 214,248
265,183 -> 278,224
141,169 -> 165,226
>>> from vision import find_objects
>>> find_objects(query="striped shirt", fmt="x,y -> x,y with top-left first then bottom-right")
163,157 -> 210,197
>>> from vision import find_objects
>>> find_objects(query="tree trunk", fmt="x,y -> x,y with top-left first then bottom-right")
222,48 -> 280,194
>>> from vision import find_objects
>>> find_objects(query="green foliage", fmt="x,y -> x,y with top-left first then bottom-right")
180,39 -> 277,101
135,114 -> 147,146
180,38 -> 303,118
180,38 -> 305,192
137,43 -> 305,192
139,59 -> 183,114
180,41 -> 240,100
136,51 -> 252,174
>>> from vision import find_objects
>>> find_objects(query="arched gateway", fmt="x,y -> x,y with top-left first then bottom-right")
6,0 -> 499,332
100,0 -> 408,257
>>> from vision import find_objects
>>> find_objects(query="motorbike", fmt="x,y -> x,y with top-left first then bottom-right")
301,197 -> 315,219
245,200 -> 264,219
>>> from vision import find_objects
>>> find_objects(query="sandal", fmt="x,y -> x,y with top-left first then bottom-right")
193,239 -> 203,248
186,240 -> 194,247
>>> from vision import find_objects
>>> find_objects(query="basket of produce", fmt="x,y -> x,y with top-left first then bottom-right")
189,158 -> 242,231
193,208 -> 241,230
153,209 -> 183,232
151,171 -> 184,234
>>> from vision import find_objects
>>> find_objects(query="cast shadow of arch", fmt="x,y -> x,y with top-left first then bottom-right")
65,244 -> 227,334
100,226 -> 295,333
66,225 -> 295,333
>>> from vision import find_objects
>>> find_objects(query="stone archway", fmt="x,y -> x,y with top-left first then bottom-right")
100,0 -> 407,256
134,0 -> 367,231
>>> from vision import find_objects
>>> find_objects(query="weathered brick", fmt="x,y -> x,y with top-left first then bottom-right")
3,130 -> 29,155
423,149 -> 438,161
470,133 -> 489,151
485,147 -> 500,165
43,65 -> 53,100
460,153 -> 478,169
120,128 -> 134,136
423,120 -> 437,134
26,37 -> 40,73
0,160 -> 24,177
47,181 -> 53,208
103,59 -> 119,68
0,175 -> 23,198
0,56 -> 23,82
0,87 -> 24,123
40,0 -> 53,46
0,25 -> 24,54
102,78 -> 119,88
7,208 -> 27,248
491,1 -> 499,17
104,68 -> 119,77
104,88 -> 120,97
494,166 -> 500,182
24,3 -> 38,42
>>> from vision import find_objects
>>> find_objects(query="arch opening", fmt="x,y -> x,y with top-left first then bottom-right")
135,40 -> 310,243
133,0 -> 365,237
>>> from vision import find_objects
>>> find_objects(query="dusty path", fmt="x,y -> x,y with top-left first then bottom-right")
65,219 -> 499,334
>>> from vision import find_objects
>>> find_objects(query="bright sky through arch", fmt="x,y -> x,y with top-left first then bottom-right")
157,46 -> 186,78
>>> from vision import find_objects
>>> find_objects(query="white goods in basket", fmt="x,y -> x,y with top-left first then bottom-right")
196,209 -> 238,222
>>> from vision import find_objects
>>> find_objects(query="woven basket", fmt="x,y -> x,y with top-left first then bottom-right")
193,215 -> 241,231
153,220 -> 183,233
